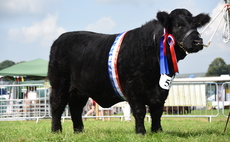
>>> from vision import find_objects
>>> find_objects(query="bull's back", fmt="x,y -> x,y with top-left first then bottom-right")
49,31 -> 115,75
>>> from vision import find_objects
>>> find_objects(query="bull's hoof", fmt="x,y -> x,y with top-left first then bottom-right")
151,127 -> 163,133
136,129 -> 146,135
51,123 -> 62,133
136,132 -> 146,135
74,128 -> 84,133
51,129 -> 62,133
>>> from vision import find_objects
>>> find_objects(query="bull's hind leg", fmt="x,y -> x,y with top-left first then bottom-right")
50,87 -> 70,133
69,89 -> 88,133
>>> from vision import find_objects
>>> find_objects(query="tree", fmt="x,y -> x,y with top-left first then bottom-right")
206,58 -> 229,76
228,64 -> 230,74
0,60 -> 15,70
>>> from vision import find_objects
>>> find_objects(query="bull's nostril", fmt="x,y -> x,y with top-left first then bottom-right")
193,39 -> 203,43
193,39 -> 203,46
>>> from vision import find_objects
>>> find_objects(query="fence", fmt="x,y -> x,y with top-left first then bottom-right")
0,84 -> 50,122
158,82 -> 230,122
61,102 -> 127,122
221,82 -> 230,117
0,82 -> 229,122
159,82 -> 220,122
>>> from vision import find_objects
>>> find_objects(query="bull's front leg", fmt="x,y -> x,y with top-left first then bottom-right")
130,102 -> 146,134
149,104 -> 164,133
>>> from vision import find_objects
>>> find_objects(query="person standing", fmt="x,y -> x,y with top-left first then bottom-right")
84,98 -> 96,117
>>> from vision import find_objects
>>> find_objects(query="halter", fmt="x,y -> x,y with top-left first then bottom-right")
177,29 -> 200,54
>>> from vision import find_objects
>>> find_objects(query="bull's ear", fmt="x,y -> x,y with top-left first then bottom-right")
157,11 -> 169,28
194,13 -> 211,28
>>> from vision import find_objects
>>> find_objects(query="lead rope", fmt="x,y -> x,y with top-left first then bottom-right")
223,6 -> 230,43
200,6 -> 230,47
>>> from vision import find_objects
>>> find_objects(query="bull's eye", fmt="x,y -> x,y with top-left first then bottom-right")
175,23 -> 184,30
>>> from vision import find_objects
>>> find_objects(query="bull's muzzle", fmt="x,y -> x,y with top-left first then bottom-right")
193,38 -> 203,46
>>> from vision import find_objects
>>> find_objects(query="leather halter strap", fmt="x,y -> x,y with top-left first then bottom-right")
178,29 -> 200,53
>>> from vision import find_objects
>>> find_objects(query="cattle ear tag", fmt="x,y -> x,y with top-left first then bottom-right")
159,74 -> 174,90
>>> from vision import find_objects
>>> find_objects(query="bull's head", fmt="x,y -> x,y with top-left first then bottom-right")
157,9 -> 210,55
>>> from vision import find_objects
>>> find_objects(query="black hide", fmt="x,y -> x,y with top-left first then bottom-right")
48,9 -> 210,134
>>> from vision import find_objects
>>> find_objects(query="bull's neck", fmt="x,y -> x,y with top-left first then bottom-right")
138,20 -> 187,63
140,22 -> 187,76
154,27 -> 187,62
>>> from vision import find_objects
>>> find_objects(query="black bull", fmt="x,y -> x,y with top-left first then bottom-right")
48,9 -> 210,134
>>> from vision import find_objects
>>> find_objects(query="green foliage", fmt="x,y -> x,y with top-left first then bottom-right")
228,64 -> 230,74
0,117 -> 229,142
0,60 -> 15,70
206,58 -> 230,76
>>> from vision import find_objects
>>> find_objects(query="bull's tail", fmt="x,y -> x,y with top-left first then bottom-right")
48,40 -> 71,132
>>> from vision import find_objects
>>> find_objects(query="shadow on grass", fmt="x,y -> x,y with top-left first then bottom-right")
164,129 -> 224,138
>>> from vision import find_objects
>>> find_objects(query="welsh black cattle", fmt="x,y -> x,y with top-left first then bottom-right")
48,9 -> 210,134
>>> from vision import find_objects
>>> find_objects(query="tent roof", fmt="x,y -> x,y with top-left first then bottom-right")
0,58 -> 48,77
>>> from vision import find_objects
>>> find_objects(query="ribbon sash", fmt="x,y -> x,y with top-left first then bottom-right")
159,30 -> 179,75
160,36 -> 169,74
159,29 -> 179,90
168,34 -> 179,73
108,32 -> 127,100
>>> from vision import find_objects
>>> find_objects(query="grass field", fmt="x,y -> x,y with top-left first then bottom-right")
0,116 -> 230,142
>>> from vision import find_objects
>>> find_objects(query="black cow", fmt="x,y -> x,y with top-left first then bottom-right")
48,9 -> 210,134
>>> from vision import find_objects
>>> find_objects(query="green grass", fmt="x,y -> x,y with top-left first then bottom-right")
0,116 -> 230,142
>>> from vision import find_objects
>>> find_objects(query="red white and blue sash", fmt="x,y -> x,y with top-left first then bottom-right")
108,32 -> 128,100
108,29 -> 178,96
